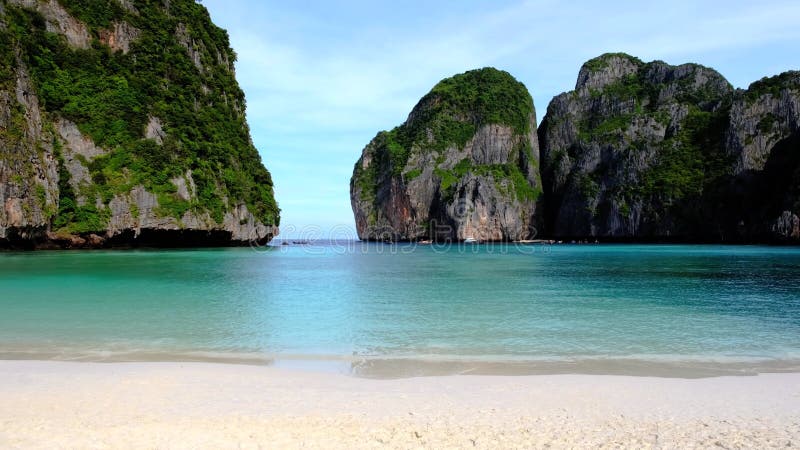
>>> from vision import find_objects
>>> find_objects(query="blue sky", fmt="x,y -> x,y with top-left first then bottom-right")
202,0 -> 800,239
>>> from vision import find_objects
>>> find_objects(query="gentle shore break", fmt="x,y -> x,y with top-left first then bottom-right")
0,361 -> 797,448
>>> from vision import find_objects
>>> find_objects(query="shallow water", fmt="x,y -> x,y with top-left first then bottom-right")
1,242 -> 799,377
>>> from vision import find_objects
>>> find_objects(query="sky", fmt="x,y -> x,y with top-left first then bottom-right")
201,0 -> 800,239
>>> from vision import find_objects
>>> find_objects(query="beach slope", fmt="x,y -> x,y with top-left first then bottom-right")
0,361 -> 798,448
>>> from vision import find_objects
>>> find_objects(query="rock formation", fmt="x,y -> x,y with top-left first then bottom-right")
350,68 -> 542,241
353,54 -> 798,244
538,53 -> 799,243
0,0 -> 279,248
538,53 -> 734,240
724,71 -> 800,242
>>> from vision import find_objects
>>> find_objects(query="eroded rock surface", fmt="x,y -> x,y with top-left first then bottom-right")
350,68 -> 541,241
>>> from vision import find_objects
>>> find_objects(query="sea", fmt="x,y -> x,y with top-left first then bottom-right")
1,242 -> 799,378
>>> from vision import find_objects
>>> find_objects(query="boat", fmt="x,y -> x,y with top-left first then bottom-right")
463,236 -> 479,244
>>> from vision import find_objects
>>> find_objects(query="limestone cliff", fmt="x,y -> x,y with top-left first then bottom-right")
538,53 -> 799,243
350,68 -> 541,241
725,72 -> 800,242
539,53 -> 735,240
0,0 -> 279,248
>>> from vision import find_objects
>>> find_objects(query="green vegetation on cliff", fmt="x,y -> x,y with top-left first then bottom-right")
640,107 -> 731,202
744,71 -> 800,103
573,55 -> 733,205
1,0 -> 278,233
581,52 -> 643,74
354,67 -> 537,208
424,68 -> 534,135
376,68 -> 533,174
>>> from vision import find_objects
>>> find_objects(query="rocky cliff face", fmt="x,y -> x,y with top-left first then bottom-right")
0,0 -> 279,248
539,53 -> 735,240
725,72 -> 800,242
539,53 -> 800,243
350,68 -> 541,241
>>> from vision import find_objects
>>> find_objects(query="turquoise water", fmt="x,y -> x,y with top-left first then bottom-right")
1,243 -> 800,377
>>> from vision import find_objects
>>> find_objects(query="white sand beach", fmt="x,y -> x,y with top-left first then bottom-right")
0,361 -> 798,448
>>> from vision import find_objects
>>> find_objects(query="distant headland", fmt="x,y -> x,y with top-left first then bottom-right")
0,0 -> 279,249
351,56 -> 799,244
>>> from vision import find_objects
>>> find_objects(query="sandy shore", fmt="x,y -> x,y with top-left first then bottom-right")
0,361 -> 798,448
